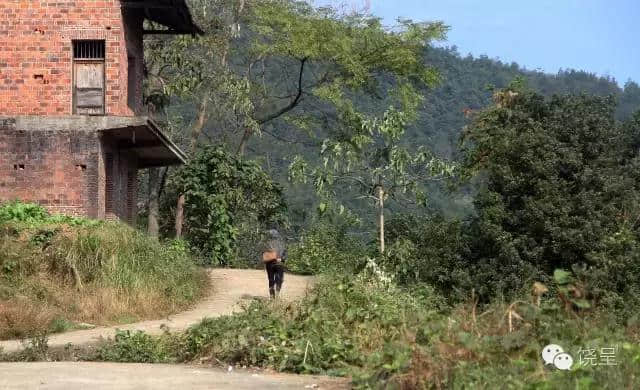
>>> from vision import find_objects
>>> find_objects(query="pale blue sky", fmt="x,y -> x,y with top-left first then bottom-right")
316,0 -> 639,86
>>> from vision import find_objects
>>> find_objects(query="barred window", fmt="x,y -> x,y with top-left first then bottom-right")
72,40 -> 106,115
73,40 -> 105,60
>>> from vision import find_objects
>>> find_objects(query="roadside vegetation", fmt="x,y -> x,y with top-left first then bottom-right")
0,202 -> 207,340
81,226 -> 640,388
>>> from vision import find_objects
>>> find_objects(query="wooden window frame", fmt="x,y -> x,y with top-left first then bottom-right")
72,40 -> 106,116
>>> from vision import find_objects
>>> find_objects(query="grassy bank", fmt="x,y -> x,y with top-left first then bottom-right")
0,202 -> 208,340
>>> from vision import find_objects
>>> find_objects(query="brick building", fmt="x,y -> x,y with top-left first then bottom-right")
0,1 -> 201,222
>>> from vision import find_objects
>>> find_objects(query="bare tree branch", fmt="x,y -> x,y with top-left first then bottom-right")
255,57 -> 308,125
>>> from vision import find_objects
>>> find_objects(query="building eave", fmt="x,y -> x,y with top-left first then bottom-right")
0,115 -> 188,168
120,0 -> 204,35
145,118 -> 187,164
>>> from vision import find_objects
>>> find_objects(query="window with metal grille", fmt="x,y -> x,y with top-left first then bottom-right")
73,40 -> 105,60
72,40 -> 106,115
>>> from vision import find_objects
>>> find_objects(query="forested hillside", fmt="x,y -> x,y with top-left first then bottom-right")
245,46 -> 640,223
416,46 -> 640,159
250,45 -> 640,162
140,0 -> 640,234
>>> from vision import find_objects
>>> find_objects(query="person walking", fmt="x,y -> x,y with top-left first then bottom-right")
261,229 -> 286,298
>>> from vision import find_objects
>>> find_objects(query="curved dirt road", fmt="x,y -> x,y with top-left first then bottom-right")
0,269 -> 312,354
0,362 -> 349,390
0,270 -> 350,389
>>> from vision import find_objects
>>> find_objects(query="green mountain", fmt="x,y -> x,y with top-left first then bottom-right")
249,46 -> 640,226
416,46 -> 640,160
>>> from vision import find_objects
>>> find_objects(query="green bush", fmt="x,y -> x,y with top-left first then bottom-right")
173,146 -> 287,266
0,202 -> 49,224
96,330 -> 172,363
175,274 -> 442,378
0,201 -> 101,228
383,214 -> 474,302
92,267 -> 640,389
286,223 -> 368,275
48,317 -> 74,334
408,297 -> 640,389
578,225 -> 640,318
92,273 -> 442,380
12,334 -> 50,362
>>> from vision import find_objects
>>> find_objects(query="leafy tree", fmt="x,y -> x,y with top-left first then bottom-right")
141,0 -> 257,237
290,107 -> 454,253
459,86 -> 640,301
152,0 -> 447,154
139,0 -> 640,238
140,0 -> 448,237
175,146 -> 286,265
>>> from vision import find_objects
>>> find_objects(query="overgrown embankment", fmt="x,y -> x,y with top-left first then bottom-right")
91,270 -> 640,389
0,202 -> 208,340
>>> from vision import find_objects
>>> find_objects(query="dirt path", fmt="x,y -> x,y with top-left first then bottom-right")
0,270 -> 347,388
0,269 -> 313,354
0,362 -> 349,390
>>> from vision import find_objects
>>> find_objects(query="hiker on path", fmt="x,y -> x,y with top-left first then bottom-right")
261,229 -> 287,298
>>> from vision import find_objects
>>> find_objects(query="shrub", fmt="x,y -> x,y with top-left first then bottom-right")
173,146 -> 287,265
389,292 -> 640,389
286,223 -> 368,275
0,202 -> 49,225
176,275 -> 442,379
13,334 -> 50,362
96,330 -> 172,363
382,214 -> 475,302
0,201 -> 100,228
91,267 -> 640,389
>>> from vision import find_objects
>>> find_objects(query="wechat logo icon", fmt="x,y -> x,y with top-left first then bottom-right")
542,344 -> 573,370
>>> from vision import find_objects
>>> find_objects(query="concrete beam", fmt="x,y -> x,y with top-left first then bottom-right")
0,115 -> 148,132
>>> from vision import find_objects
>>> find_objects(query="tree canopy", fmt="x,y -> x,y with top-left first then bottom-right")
458,86 -> 640,302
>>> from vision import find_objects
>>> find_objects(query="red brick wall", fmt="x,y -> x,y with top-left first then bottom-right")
0,128 -> 101,217
0,0 -> 143,116
0,126 -> 140,222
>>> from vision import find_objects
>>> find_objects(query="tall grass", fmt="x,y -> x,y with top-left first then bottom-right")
0,202 -> 207,340
46,224 -> 204,301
